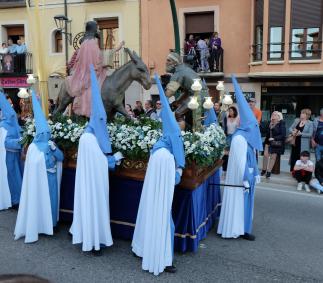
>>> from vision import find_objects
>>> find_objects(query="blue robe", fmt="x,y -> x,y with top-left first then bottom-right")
42,145 -> 64,227
243,144 -> 259,234
0,122 -> 23,205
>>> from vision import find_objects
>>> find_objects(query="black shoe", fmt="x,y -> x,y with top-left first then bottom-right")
266,172 -> 271,179
165,265 -> 177,273
241,233 -> 255,241
261,170 -> 266,176
11,204 -> 19,210
53,226 -> 60,233
92,249 -> 103,256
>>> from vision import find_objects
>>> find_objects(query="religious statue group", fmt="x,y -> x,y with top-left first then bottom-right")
0,23 -> 263,275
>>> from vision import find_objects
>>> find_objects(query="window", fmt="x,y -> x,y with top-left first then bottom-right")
290,0 -> 322,59
268,0 -> 285,60
51,30 -> 63,53
253,0 -> 264,61
96,18 -> 119,50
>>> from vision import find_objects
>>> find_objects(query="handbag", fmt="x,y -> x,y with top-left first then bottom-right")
285,134 -> 296,146
270,140 -> 283,148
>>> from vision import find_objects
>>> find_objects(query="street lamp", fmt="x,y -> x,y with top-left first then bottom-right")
17,88 -> 29,99
54,15 -> 72,45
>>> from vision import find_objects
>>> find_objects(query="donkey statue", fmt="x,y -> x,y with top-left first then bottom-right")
55,48 -> 152,120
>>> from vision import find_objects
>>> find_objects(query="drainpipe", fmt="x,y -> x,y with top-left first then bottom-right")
169,0 -> 180,54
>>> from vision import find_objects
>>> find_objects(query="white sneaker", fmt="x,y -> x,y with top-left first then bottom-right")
297,182 -> 303,191
304,184 -> 311,193
317,189 -> 321,195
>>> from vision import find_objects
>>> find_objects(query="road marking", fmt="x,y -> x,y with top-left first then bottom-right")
256,185 -> 323,199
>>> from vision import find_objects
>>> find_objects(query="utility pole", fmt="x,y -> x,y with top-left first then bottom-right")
64,0 -> 69,75
169,0 -> 180,54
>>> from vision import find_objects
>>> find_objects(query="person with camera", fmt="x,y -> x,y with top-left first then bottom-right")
261,111 -> 286,179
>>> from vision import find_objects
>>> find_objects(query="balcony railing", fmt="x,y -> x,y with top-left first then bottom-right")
289,40 -> 322,60
267,42 -> 285,61
251,44 -> 263,62
102,49 -> 129,69
0,52 -> 32,75
0,0 -> 26,8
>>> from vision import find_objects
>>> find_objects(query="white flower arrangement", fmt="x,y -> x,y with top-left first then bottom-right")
22,116 -> 226,167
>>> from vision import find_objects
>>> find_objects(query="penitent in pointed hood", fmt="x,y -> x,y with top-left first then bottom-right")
152,73 -> 185,168
232,75 -> 263,151
0,92 -> 22,137
86,64 -> 112,154
31,89 -> 51,146
202,79 -> 217,127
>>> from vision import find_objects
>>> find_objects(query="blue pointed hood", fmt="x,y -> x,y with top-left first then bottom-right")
86,64 -> 112,154
31,89 -> 51,147
201,79 -> 217,126
0,92 -> 21,137
232,75 -> 263,151
152,73 -> 185,168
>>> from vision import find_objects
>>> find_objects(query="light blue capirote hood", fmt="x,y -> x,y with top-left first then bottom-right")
31,89 -> 51,152
85,64 -> 112,154
151,73 -> 185,168
0,92 -> 22,137
232,75 -> 263,151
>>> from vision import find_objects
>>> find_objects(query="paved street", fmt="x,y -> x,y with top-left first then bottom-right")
0,181 -> 322,283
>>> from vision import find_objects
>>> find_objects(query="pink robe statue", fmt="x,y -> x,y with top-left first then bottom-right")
66,39 -> 107,117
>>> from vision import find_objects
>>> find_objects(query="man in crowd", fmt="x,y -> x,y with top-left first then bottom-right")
155,100 -> 162,121
217,76 -> 262,241
133,100 -> 144,117
214,102 -> 224,127
16,39 -> 27,73
15,90 -> 64,243
209,32 -> 222,72
144,99 -> 157,120
8,38 -> 17,54
0,93 -> 23,210
132,73 -> 185,275
248,97 -> 262,124
70,65 -> 123,254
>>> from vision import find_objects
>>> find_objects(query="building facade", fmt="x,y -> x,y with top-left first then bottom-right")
0,0 -> 140,111
140,0 -> 323,128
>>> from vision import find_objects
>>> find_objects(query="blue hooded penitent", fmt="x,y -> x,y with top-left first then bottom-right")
232,75 -> 263,151
152,73 -> 185,168
201,79 -> 217,127
0,92 -> 21,137
85,64 -> 112,154
31,89 -> 51,152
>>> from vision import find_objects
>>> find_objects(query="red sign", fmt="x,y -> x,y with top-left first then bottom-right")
0,76 -> 28,88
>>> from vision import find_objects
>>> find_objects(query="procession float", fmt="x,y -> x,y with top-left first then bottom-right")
20,22 -> 226,253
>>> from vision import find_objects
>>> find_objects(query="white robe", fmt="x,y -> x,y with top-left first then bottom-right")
14,143 -> 62,243
217,134 -> 247,238
70,132 -> 113,251
132,148 -> 175,276
0,128 -> 11,210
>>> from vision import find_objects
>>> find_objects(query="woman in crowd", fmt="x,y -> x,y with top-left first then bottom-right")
289,109 -> 313,172
261,111 -> 286,179
223,106 -> 239,146
125,104 -> 135,118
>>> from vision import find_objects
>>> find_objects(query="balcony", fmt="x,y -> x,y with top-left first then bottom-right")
102,49 -> 128,70
0,52 -> 33,76
0,0 -> 26,8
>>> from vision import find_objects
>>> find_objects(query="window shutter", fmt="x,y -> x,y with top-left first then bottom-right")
269,0 -> 286,27
255,0 -> 264,26
291,0 -> 323,28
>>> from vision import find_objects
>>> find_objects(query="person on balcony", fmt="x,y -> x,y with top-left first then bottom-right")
197,37 -> 210,72
70,65 -> 123,255
16,39 -> 27,73
209,32 -> 222,72
14,90 -> 64,243
217,76 -> 262,241
7,39 -> 17,54
132,74 -> 185,275
0,93 -> 23,210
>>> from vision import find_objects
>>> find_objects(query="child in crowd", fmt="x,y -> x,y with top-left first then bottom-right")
310,156 -> 323,194
293,151 -> 314,192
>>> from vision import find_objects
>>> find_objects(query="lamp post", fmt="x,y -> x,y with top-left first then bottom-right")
54,8 -> 72,75
216,81 -> 233,111
188,79 -> 203,132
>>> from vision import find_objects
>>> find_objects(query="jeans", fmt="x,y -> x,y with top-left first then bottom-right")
315,145 -> 323,161
310,178 -> 323,192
